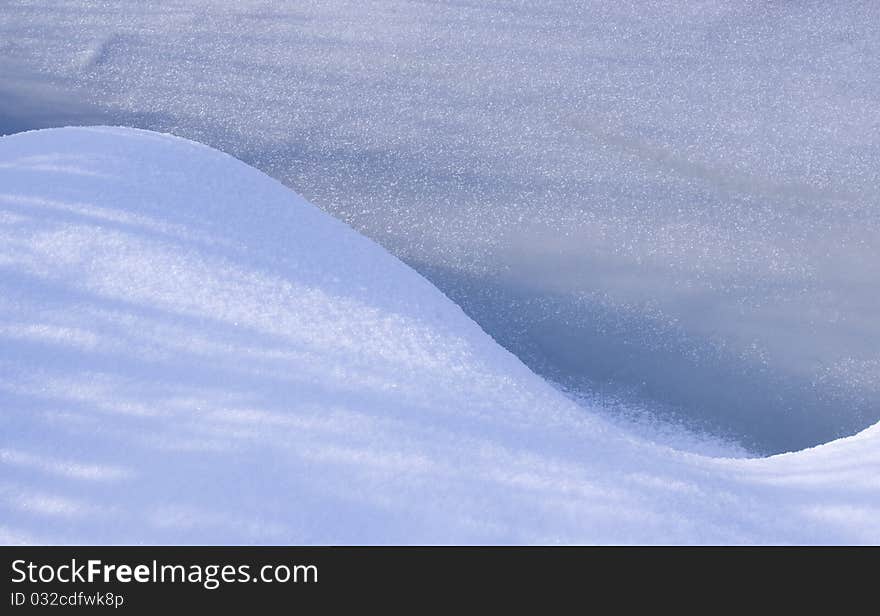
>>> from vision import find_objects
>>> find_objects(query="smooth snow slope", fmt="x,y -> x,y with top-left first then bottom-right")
2,1 -> 879,454
1,127 -> 878,544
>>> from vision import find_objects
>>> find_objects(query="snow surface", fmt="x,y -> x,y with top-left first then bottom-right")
1,126 -> 878,544
3,1 -> 879,453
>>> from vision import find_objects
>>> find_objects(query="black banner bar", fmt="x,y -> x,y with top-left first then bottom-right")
1,546 -> 873,612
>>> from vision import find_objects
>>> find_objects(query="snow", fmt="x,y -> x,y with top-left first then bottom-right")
3,1 -> 878,454
1,126 -> 878,544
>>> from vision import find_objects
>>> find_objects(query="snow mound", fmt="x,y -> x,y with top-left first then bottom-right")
1,127 -> 878,544
4,1 -> 879,453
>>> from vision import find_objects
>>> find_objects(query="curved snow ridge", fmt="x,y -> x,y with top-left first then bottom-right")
0,127 -> 877,544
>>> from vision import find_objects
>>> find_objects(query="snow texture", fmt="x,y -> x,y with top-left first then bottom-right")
1,126 -> 878,544
2,1 -> 878,453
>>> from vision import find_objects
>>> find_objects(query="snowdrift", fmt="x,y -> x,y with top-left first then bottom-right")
4,1 -> 879,453
1,127 -> 878,544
